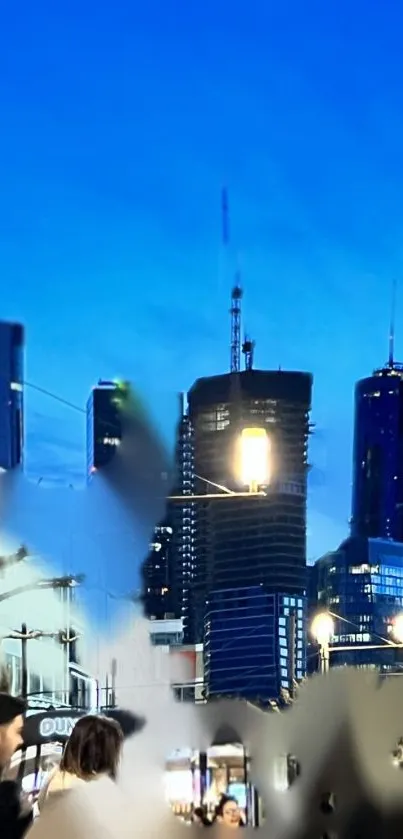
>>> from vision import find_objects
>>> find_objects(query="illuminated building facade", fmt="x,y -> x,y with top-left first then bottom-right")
86,380 -> 122,478
313,536 -> 403,669
0,321 -> 24,470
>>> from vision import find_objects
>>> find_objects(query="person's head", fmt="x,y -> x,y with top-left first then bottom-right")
60,714 -> 123,781
215,795 -> 242,828
0,693 -> 26,769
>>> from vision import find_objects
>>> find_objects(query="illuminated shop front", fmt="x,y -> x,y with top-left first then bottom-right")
165,744 -> 260,824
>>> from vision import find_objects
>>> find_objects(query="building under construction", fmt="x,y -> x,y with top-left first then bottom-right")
180,278 -> 313,700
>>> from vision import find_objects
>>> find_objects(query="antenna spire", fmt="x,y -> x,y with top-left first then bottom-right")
221,187 -> 229,247
389,279 -> 397,367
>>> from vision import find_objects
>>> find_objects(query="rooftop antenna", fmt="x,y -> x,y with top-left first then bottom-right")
222,187 -> 243,374
242,333 -> 255,371
389,279 -> 397,367
221,187 -> 229,247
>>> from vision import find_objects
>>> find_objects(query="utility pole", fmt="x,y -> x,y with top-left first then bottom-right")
21,623 -> 28,699
111,658 -> 117,708
388,278 -> 397,367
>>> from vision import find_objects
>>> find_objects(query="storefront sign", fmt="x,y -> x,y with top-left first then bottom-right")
22,706 -> 144,748
23,710 -> 85,747
38,716 -> 80,739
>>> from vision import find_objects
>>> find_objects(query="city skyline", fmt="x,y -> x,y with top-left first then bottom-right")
1,1 -> 403,561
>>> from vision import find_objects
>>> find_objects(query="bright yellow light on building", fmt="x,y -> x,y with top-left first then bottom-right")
392,613 -> 403,644
311,613 -> 334,646
239,427 -> 270,490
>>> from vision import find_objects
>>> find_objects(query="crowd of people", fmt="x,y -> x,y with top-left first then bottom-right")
0,692 -> 246,838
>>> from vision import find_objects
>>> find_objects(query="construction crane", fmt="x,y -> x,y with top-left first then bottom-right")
242,334 -> 255,371
222,187 -> 244,374
230,282 -> 242,373
388,278 -> 397,367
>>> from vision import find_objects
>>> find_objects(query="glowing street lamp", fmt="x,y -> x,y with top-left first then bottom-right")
238,427 -> 270,493
311,613 -> 334,674
392,614 -> 403,644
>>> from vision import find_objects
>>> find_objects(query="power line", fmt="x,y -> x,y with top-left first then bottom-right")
24,381 -> 86,415
328,610 -> 396,648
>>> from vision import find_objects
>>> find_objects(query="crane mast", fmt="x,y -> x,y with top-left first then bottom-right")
230,282 -> 242,373
222,188 -> 254,373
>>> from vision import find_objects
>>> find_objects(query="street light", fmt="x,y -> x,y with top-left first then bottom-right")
0,574 -> 85,603
238,427 -> 270,493
311,613 -> 334,673
311,611 -> 403,674
393,614 -> 403,644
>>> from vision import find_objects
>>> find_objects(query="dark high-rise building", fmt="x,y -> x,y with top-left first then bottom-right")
351,359 -> 403,542
143,519 -> 174,619
187,368 -> 312,700
86,380 -> 122,479
0,322 -> 24,470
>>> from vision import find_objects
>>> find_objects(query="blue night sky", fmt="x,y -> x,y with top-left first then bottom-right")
1,0 -> 403,596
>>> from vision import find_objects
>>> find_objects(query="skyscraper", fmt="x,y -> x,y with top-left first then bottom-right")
310,336 -> 403,672
143,519 -> 174,619
351,358 -> 403,542
187,368 -> 313,699
86,380 -> 122,479
169,395 -> 196,642
0,322 -> 24,470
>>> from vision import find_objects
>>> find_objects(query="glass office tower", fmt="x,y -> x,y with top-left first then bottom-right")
314,536 -> 403,669
351,362 -> 403,541
0,322 -> 24,470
